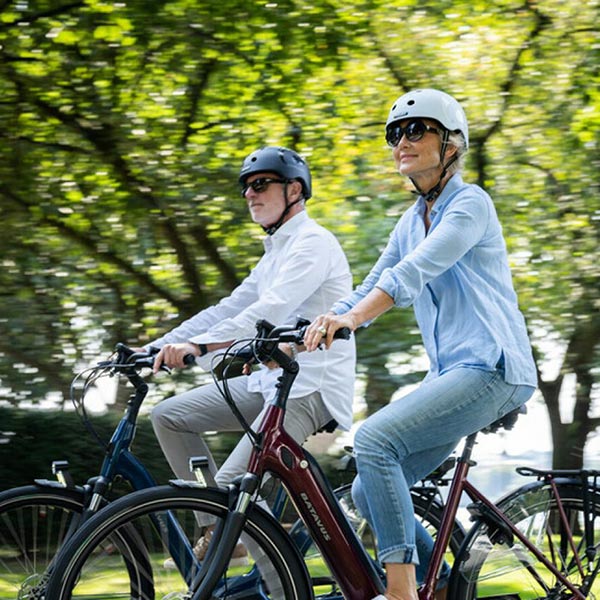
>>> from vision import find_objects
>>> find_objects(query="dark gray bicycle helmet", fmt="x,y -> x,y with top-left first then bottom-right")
239,146 -> 312,200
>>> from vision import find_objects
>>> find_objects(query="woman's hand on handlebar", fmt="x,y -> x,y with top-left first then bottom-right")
305,312 -> 357,352
153,342 -> 199,374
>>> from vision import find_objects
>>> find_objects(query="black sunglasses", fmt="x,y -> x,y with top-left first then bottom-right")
241,177 -> 286,197
385,120 -> 441,147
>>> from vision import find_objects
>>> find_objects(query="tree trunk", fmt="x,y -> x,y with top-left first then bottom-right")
537,309 -> 600,471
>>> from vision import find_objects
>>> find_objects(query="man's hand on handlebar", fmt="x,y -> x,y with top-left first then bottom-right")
127,346 -> 147,354
152,342 -> 199,374
305,312 -> 358,352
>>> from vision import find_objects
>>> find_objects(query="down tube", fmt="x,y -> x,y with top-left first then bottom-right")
258,427 -> 385,600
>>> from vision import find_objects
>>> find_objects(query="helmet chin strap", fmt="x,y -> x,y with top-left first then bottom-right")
263,182 -> 303,235
410,130 -> 457,203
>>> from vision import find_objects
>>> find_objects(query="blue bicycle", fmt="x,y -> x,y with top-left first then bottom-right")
0,341 -> 461,599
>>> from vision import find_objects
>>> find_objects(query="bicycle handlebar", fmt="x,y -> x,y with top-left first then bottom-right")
95,318 -> 350,374
244,318 -> 351,369
95,343 -> 195,373
255,318 -> 351,344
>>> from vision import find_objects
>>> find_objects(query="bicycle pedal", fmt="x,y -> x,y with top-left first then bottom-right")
336,453 -> 356,472
189,456 -> 215,488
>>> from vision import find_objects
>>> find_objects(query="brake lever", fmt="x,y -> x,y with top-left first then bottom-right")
145,346 -> 196,372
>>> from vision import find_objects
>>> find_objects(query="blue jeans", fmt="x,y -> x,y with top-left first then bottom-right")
351,365 -> 535,587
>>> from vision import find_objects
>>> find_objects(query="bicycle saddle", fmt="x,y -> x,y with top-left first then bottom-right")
482,404 -> 527,434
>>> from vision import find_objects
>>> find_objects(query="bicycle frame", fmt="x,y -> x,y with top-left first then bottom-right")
192,329 -> 386,599
235,404 -> 595,600
419,431 -> 596,600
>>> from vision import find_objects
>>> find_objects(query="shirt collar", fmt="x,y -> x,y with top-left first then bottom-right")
263,210 -> 309,250
416,173 -> 464,218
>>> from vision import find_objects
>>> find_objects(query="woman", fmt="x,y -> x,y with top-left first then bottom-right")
305,89 -> 537,600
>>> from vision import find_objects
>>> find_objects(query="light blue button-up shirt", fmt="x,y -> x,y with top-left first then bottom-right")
332,174 -> 537,387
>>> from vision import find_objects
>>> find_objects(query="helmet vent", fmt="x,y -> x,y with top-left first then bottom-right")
408,99 -> 415,105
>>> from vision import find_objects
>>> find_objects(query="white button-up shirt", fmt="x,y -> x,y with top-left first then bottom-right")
149,211 -> 356,430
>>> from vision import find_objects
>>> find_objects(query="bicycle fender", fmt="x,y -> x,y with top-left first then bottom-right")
168,478 -> 214,489
33,479 -> 85,493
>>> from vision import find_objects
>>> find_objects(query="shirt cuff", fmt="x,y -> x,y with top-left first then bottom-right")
376,268 -> 412,307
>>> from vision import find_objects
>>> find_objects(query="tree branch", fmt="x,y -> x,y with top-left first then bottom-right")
180,58 -> 219,148
0,1 -> 85,29
0,184 -> 188,311
471,0 -> 553,186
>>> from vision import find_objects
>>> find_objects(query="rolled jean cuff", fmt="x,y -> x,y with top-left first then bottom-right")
436,562 -> 451,590
379,544 -> 419,565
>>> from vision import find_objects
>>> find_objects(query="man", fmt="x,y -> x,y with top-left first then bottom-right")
146,146 -> 356,562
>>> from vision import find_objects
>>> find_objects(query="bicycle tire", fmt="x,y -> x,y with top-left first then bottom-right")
0,484 -> 153,600
45,484 -> 313,600
449,480 -> 600,599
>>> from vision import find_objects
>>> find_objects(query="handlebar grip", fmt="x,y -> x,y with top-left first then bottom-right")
183,354 -> 196,366
333,327 -> 351,340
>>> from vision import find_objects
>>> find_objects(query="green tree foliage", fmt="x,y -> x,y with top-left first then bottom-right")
0,0 -> 598,469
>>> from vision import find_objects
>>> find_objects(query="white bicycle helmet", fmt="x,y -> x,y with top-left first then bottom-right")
386,88 -> 469,149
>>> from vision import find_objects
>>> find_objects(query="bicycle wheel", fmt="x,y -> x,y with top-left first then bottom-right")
0,484 -> 154,600
449,481 -> 600,599
45,484 -> 313,600
0,484 -> 85,600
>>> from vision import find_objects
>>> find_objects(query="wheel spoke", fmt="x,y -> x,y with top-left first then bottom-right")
0,488 -> 84,600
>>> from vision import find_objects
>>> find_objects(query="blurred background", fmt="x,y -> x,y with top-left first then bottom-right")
0,0 -> 598,496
